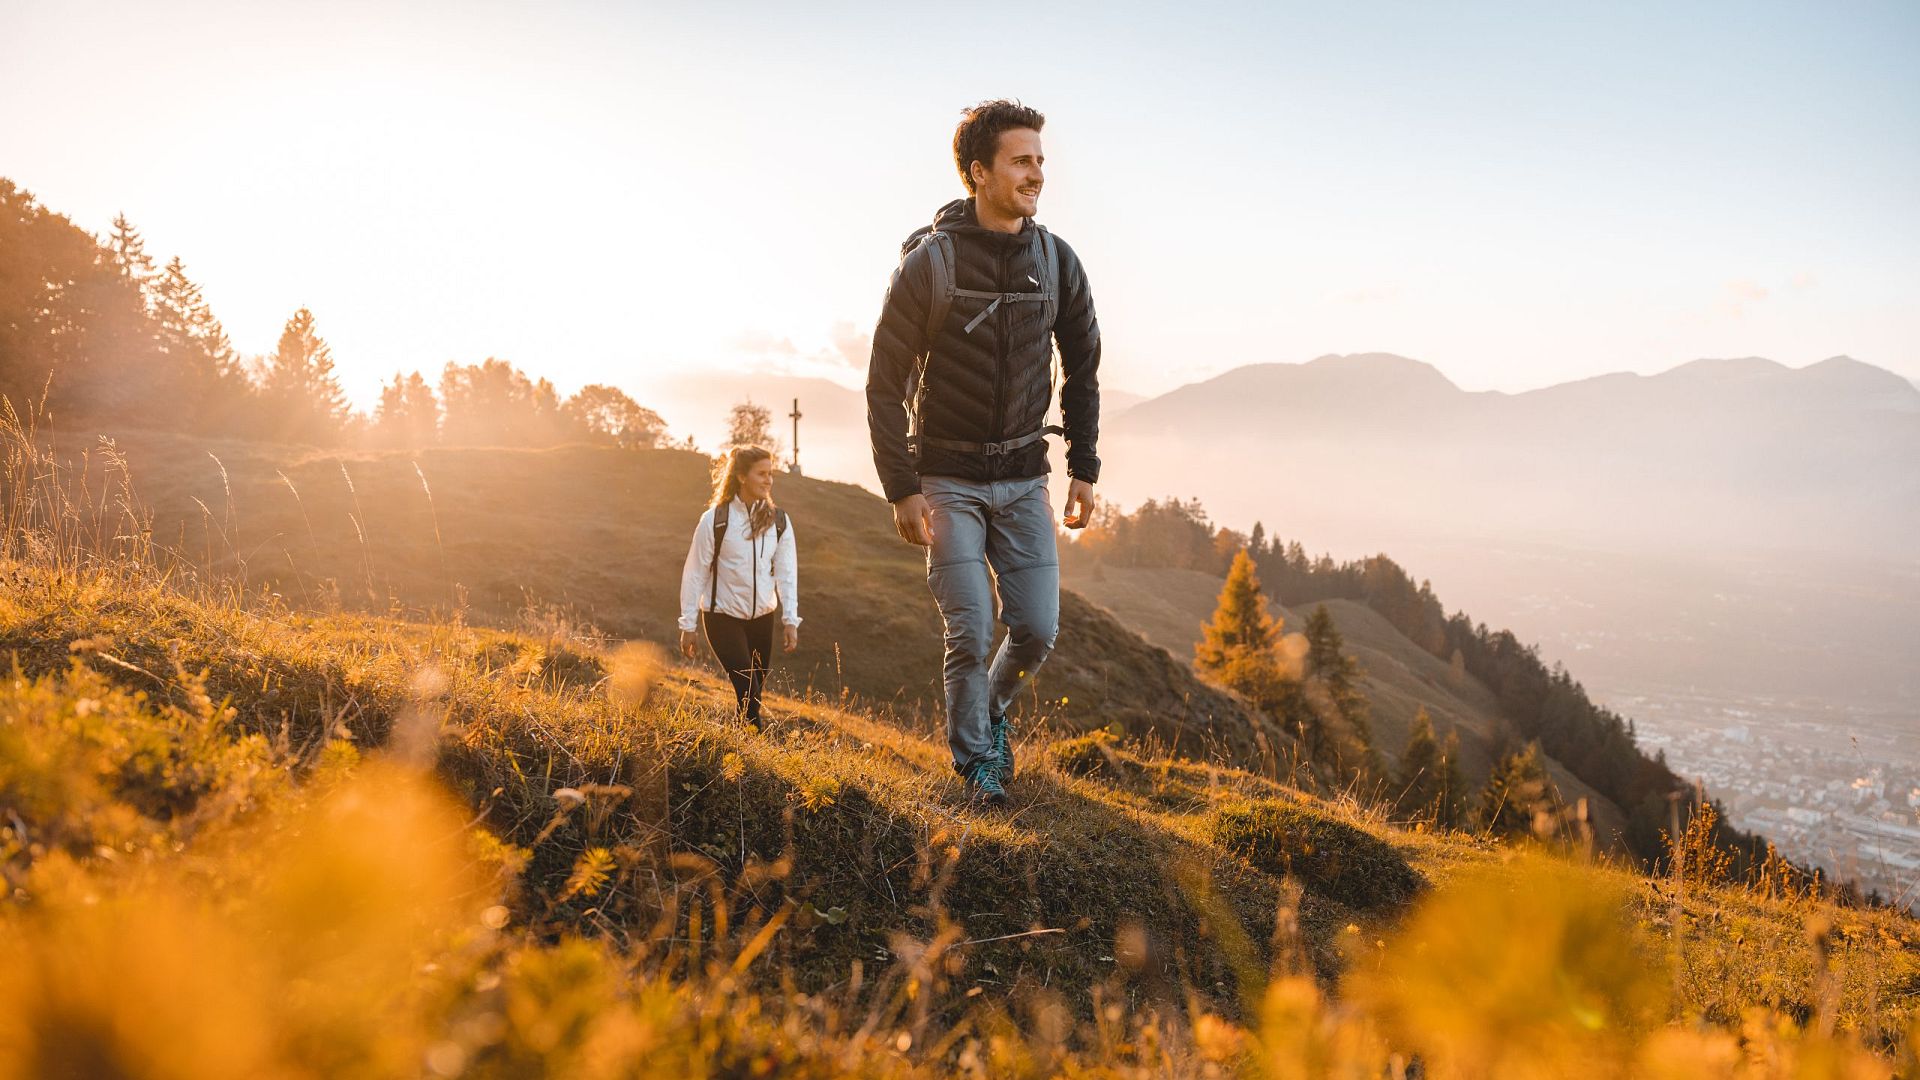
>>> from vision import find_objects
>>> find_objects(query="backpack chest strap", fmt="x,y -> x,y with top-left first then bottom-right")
954,288 -> 1052,334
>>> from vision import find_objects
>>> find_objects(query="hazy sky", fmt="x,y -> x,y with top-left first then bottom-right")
5,0 -> 1917,409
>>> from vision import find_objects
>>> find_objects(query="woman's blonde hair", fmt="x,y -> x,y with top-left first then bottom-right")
709,446 -> 778,537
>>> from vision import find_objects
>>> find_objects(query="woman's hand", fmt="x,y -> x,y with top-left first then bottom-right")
679,629 -> 699,659
782,624 -> 799,653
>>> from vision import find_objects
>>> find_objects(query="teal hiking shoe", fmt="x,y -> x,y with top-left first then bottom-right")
963,757 -> 1008,807
990,714 -> 1014,779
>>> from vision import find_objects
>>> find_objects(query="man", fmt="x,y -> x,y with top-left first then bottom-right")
866,99 -> 1102,806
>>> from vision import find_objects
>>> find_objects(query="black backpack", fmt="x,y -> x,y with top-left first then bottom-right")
904,223 -> 1060,339
900,223 -> 1064,457
709,505 -> 789,608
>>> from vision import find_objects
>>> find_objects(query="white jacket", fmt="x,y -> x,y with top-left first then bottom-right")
678,497 -> 800,631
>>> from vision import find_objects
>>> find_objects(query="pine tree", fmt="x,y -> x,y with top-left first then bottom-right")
1197,549 -> 1279,665
1435,729 -> 1468,830
81,212 -> 164,418
1305,605 -> 1358,698
1,180 -> 103,410
437,358 -> 578,446
1395,706 -> 1441,818
149,256 -> 249,428
106,213 -> 155,292
1304,604 -> 1380,778
262,307 -> 350,444
1478,741 -> 1553,837
1194,550 -> 1298,718
374,371 -> 440,447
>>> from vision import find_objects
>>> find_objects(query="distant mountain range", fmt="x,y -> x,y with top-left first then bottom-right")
1100,352 -> 1919,562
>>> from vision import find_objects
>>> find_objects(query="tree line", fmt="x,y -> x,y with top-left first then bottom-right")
1080,495 -> 1834,893
1194,549 -> 1532,836
0,179 -> 673,450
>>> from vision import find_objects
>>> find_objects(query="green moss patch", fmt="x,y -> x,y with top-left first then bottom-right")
1212,799 -> 1422,910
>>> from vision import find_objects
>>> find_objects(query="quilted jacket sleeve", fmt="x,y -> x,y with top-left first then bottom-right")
1053,238 -> 1101,485
865,244 -> 935,503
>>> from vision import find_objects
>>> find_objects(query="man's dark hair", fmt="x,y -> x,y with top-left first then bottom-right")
953,100 -> 1046,194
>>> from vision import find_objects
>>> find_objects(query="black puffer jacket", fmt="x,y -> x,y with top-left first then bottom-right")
866,198 -> 1101,503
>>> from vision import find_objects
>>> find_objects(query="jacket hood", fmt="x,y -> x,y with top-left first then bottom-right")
900,197 -> 1032,254
931,198 -> 974,232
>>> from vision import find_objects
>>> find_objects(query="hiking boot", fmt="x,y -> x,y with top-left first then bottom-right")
990,714 -> 1014,779
963,758 -> 1008,807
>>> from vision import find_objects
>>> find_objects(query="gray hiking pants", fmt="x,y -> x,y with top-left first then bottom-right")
923,474 -> 1060,774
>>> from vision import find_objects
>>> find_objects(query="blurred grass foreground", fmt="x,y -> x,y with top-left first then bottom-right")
1,411 -> 1916,1079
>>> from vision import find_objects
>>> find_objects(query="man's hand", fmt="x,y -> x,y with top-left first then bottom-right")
782,624 -> 799,653
679,629 -> 699,659
1062,478 -> 1095,529
892,492 -> 934,546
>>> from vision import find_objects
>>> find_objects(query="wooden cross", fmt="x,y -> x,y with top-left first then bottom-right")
788,397 -> 803,476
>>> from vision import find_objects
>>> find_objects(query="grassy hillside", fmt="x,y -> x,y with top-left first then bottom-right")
1064,564 -> 1633,847
3,559 -> 1915,1076
93,428 -> 1276,767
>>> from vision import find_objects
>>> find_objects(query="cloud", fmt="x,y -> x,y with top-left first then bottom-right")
716,323 -> 871,387
731,331 -> 800,356
827,321 -> 872,368
1719,278 -> 1770,318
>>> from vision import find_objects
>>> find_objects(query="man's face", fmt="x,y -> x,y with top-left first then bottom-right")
972,127 -> 1044,219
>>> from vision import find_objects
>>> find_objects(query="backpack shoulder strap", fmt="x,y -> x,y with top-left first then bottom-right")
922,231 -> 955,345
709,506 -> 728,608
1034,225 -> 1060,330
774,508 -> 789,540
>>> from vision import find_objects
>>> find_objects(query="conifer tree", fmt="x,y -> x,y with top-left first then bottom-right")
1,180 -> 99,408
1194,549 -> 1297,717
262,307 -> 350,444
1304,604 -> 1380,777
81,212 -> 164,417
1197,549 -> 1278,666
436,358 -> 581,446
374,371 -> 440,447
1435,729 -> 1468,830
1478,741 -> 1553,837
106,213 -> 155,292
1396,706 -> 1441,817
150,256 -> 249,427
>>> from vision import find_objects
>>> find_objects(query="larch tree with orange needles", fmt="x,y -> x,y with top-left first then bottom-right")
1196,549 -> 1306,729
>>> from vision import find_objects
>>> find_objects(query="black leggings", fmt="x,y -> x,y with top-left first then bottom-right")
702,610 -> 775,723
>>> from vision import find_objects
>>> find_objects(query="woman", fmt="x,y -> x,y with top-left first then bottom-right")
678,445 -> 800,728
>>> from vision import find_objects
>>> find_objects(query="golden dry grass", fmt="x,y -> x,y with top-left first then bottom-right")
2,414 -> 1916,1077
